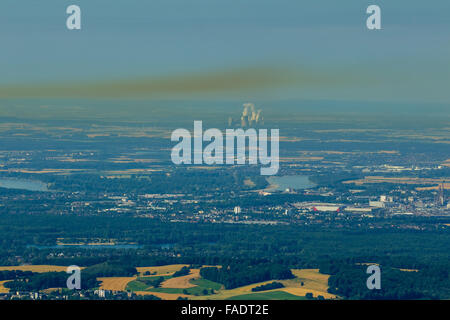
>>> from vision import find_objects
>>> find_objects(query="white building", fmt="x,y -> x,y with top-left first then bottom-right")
369,201 -> 385,208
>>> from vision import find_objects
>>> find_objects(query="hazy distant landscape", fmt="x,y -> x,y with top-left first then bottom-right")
0,0 -> 449,301
0,98 -> 448,300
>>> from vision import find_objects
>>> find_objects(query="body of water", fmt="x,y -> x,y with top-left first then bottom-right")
266,175 -> 316,191
0,179 -> 48,192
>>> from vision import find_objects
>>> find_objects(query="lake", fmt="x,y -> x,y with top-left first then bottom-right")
0,178 -> 48,192
266,175 -> 316,191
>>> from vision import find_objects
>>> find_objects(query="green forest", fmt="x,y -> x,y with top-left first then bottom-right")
0,213 -> 449,299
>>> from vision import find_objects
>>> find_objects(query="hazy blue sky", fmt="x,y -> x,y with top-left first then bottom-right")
0,0 -> 449,103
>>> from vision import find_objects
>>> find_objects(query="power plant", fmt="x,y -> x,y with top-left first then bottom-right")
228,103 -> 264,128
436,182 -> 446,206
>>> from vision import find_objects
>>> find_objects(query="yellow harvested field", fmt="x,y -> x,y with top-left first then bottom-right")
0,265 -> 70,272
0,265 -> 335,300
279,137 -> 305,142
0,169 -> 84,174
186,166 -> 221,170
0,280 -> 10,293
161,269 -> 200,289
98,277 -> 136,291
344,176 -> 450,186
279,156 -> 323,162
109,158 -> 157,164
135,291 -> 189,300
192,269 -> 336,300
104,169 -> 162,175
87,133 -> 110,138
136,264 -> 189,276
243,179 -> 255,187
398,268 -> 419,272
286,269 -> 336,299
41,288 -> 63,294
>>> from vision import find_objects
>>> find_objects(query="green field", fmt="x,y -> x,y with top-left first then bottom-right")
126,280 -> 149,292
190,278 -> 223,291
144,279 -> 222,296
137,275 -> 171,281
127,275 -> 223,296
126,275 -> 170,292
